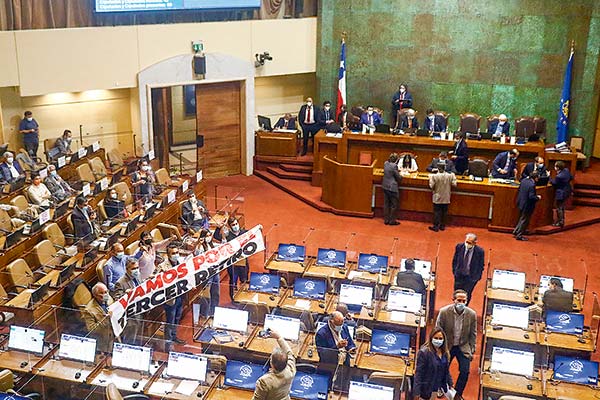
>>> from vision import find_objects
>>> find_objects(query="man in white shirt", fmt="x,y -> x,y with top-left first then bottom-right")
27,174 -> 52,208
0,152 -> 25,183
298,97 -> 320,156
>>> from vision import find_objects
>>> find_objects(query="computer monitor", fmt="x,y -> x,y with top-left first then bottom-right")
58,334 -> 97,363
553,356 -> 598,385
492,304 -> 529,330
339,284 -> 373,309
166,352 -> 208,382
370,329 -> 410,356
539,275 -> 574,295
490,347 -> 535,377
545,311 -> 584,335
293,278 -> 326,300
277,244 -> 306,262
29,282 -> 50,308
249,272 -> 280,294
348,381 -> 394,400
290,371 -> 330,400
56,262 -> 76,286
224,360 -> 267,390
122,215 -> 141,236
258,115 -> 272,131
53,200 -> 70,219
357,253 -> 388,273
212,307 -> 249,333
8,325 -> 45,355
387,288 -> 422,313
316,248 -> 346,268
0,393 -> 29,400
3,227 -> 24,249
103,231 -> 120,251
264,314 -> 301,341
142,202 -> 158,221
492,270 -> 526,292
399,258 -> 432,279
111,342 -> 152,373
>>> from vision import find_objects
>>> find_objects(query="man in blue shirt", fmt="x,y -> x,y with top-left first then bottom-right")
19,111 -> 40,158
103,243 -> 127,293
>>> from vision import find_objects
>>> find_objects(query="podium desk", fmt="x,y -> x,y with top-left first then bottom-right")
255,130 -> 299,157
264,253 -> 310,275
304,263 -> 350,280
538,325 -> 595,356
278,289 -> 335,315
207,386 -> 254,400
480,360 -> 544,398
354,340 -> 414,376
246,332 -> 309,359
545,379 -> 600,399
233,286 -> 282,309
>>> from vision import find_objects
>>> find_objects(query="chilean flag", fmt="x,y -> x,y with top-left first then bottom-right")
336,38 -> 346,119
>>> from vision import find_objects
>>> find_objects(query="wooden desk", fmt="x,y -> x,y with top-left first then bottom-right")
207,385 -> 254,400
278,289 -> 335,315
233,286 -> 282,309
304,264 -> 349,280
481,360 -> 544,397
264,253 -> 310,275
532,287 -> 583,312
37,357 -> 101,383
346,267 -> 394,286
246,333 -> 309,359
296,332 -> 319,363
325,297 -> 375,322
485,284 -> 535,306
146,367 -> 219,399
321,156 -> 375,216
545,149 -> 578,178
354,339 -> 414,376
545,379 -> 600,399
0,349 -> 44,373
90,365 -> 158,392
255,130 -> 299,157
376,304 -> 426,329
538,325 -> 595,355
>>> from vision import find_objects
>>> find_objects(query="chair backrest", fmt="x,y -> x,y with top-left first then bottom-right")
112,182 -> 133,206
16,149 -> 33,170
515,117 -> 535,138
88,157 -> 107,180
106,383 -> 124,400
460,113 -> 481,133
96,259 -> 107,284
44,138 -> 57,160
125,241 -> 139,255
0,284 -> 9,304
10,195 -> 30,212
358,152 -> 372,166
107,149 -> 124,168
150,228 -> 164,242
246,303 -> 270,325
434,111 -> 449,125
350,106 -> 365,118
7,259 -> 34,292
33,239 -> 58,267
66,214 -> 74,232
97,199 -> 108,220
76,163 -> 95,183
0,369 -> 14,392
42,222 -> 66,248
468,159 -> 489,178
533,116 -> 546,136
569,136 -> 584,151
486,115 -> 499,132
0,209 -> 13,232
72,281 -> 93,308
155,168 -> 171,186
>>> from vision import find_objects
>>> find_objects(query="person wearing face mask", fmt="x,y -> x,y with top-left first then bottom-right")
114,258 -> 143,344
53,129 -> 74,157
359,105 -> 383,130
104,188 -> 128,219
450,132 -> 469,175
298,97 -> 321,156
72,196 -> 98,245
181,191 -> 209,232
551,161 -> 573,228
0,152 -> 25,183
337,104 -> 349,129
315,311 -> 356,366
398,108 -> 419,131
391,84 -> 413,127
156,243 -> 187,347
414,327 -> 454,400
436,290 -> 476,400
318,100 -> 336,128
83,283 -> 115,353
489,114 -> 511,137
18,111 -> 40,158
423,108 -> 447,133
44,164 -> 75,203
521,156 -> 549,184
491,148 -> 519,179
27,173 -> 52,208
273,113 -> 297,130
196,229 -> 220,315
134,231 -> 174,281
451,233 -> 484,303
214,216 -> 248,301
103,243 -> 127,293
131,160 -> 156,203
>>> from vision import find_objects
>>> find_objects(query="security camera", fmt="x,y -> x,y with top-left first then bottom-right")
255,52 -> 274,67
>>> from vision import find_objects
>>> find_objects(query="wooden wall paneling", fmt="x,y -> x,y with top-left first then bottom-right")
151,87 -> 172,169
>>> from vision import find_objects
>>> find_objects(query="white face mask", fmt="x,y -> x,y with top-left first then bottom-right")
231,223 -> 240,233
102,293 -> 110,303
465,242 -> 474,250
27,117 -> 33,122
399,88 -> 405,93
429,115 -> 435,120
115,252 -> 125,258
333,324 -> 342,333
306,102 -> 312,107
432,338 -> 444,348
50,170 -> 58,176
6,157 -> 13,164
367,110 -> 373,115
110,193 -> 118,199
324,106 -> 330,111
142,165 -> 150,171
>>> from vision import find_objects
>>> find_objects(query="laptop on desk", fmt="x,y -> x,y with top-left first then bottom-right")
374,124 -> 391,134
491,303 -> 530,330
370,329 -> 411,356
101,231 -> 119,251
121,215 -> 141,237
553,355 -> 598,385
387,288 -> 422,313
545,310 -> 584,335
142,202 -> 158,222
290,371 -> 329,400
403,127 -> 417,135
3,227 -> 24,249
110,169 -> 124,186
225,360 -> 267,390
29,282 -> 50,308
53,200 -> 70,219
316,248 -> 346,268
276,243 -> 306,263
339,283 -> 373,313
348,382 -> 394,400
415,129 -> 429,137
357,253 -> 388,274
293,278 -> 326,300
55,262 -> 76,287
491,269 -> 526,292
490,346 -> 535,377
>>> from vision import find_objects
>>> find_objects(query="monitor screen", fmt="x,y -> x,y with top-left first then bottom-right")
95,0 -> 261,12
293,278 -> 326,300
492,270 -> 526,292
111,343 -> 152,373
545,311 -> 584,335
249,272 -> 280,294
58,334 -> 97,363
264,314 -> 301,341
370,329 -> 410,356
212,307 -> 249,333
277,244 -> 306,262
491,304 -> 530,330
387,288 -> 422,313
339,284 -> 373,307
554,356 -> 598,385
290,371 -> 330,400
539,275 -> 574,295
399,258 -> 432,279
8,326 -> 45,355
224,360 -> 266,390
166,352 -> 208,382
490,347 -> 535,377
316,248 -> 346,268
357,253 -> 388,273
348,381 -> 394,400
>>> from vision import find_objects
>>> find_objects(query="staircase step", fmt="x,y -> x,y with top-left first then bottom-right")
280,163 -> 313,173
573,188 -> 600,198
574,182 -> 600,191
573,198 -> 600,207
266,167 -> 312,181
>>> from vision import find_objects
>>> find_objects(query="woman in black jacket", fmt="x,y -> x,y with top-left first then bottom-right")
414,327 -> 454,400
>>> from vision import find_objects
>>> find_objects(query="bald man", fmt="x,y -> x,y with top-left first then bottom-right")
490,114 -> 510,137
252,330 -> 296,400
315,311 -> 356,365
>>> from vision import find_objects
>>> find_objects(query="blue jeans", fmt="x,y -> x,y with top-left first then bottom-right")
163,296 -> 184,341
449,345 -> 471,396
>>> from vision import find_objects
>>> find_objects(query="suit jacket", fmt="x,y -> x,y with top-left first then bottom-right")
315,323 -> 356,365
391,91 -> 413,111
436,304 -> 477,359
395,270 -> 426,295
414,347 -> 453,400
426,158 -> 456,174
0,161 -> 24,183
318,109 -> 335,127
399,115 -> 419,130
429,171 -> 457,204
359,112 -> 383,126
516,177 -> 538,212
381,160 -> 401,193
423,115 -> 447,132
521,162 -> 548,181
451,243 -> 485,282
298,105 -> 320,127
542,288 -> 574,312
251,337 -> 296,400
83,297 -> 114,353
72,206 -> 95,243
274,117 -> 297,130
488,120 -> 511,135
453,139 -> 469,174
54,137 -> 72,156
44,173 -> 72,202
114,273 -> 139,300
551,169 -> 573,201
181,199 -> 208,227
491,151 -> 517,179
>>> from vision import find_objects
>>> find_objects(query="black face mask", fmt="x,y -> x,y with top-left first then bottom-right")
143,239 -> 153,245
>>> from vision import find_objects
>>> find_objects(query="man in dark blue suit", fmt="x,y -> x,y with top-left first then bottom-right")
298,97 -> 320,156
450,132 -> 469,175
273,113 -> 296,130
423,108 -> 447,132
0,152 -> 25,183
513,171 -> 540,241
399,109 -> 419,130
359,105 -> 383,129
521,156 -> 549,183
451,233 -> 485,304
391,84 -> 413,127
551,161 -> 573,228
318,101 -> 336,129
491,149 -> 519,179
315,311 -> 356,365
489,114 -> 510,137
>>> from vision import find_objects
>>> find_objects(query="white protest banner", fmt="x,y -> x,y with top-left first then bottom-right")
109,225 -> 264,337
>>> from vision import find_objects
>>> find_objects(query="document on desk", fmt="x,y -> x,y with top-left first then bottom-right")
252,293 -> 259,303
175,380 -> 199,396
295,299 -> 311,310
390,311 -> 406,322
150,381 -> 174,394
347,270 -> 362,280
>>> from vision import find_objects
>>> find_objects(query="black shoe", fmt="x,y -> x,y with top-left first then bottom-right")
384,221 -> 390,225
516,236 -> 528,241
300,150 -> 307,156
173,337 -> 187,345
389,221 -> 400,225
552,222 -> 564,228
428,226 -> 439,232
439,225 -> 445,231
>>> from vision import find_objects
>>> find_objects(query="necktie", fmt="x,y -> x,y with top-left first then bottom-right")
306,107 -> 311,124
326,111 -> 329,121
408,118 -> 412,129
369,115 -> 373,125
284,120 -> 288,128
463,248 -> 470,275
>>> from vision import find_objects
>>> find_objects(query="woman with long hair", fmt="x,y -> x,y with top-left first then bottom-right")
414,327 -> 454,400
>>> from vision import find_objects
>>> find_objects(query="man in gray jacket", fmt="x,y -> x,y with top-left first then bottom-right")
436,289 -> 476,400
428,161 -> 457,232
252,330 -> 296,400
382,152 -> 401,225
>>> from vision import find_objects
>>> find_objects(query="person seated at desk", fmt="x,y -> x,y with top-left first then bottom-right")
27,173 -> 52,208
82,282 -> 114,353
542,278 -> 573,313
103,243 -> 127,294
450,133 -> 469,175
396,258 -> 426,296
156,243 -> 186,347
489,114 -> 510,137
521,156 -> 550,182
315,311 -> 356,366
319,101 -> 336,129
273,113 -> 297,130
53,129 -> 73,158
181,191 -> 209,232
337,104 -> 348,130
114,258 -> 143,344
491,149 -> 519,179
0,152 -> 25,183
360,105 -> 383,130
399,153 -> 418,174
72,196 -> 98,246
423,108 -> 447,132
44,164 -> 75,203
104,188 -> 128,219
427,151 -> 456,174
131,159 -> 156,204
399,109 -> 419,131
252,329 -> 296,400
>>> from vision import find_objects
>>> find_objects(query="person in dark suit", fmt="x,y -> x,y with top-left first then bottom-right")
53,129 -> 73,157
521,156 -> 549,182
399,109 -> 419,131
491,149 -> 519,179
551,161 -> 573,228
423,108 -> 447,132
451,233 -> 485,303
414,327 -> 454,400
513,171 -> 540,241
359,105 -> 383,129
450,133 -> 469,175
72,196 -> 97,246
382,153 -> 401,225
298,97 -> 320,156
104,188 -> 127,219
0,152 -> 25,183
181,191 -> 209,232
542,278 -> 574,313
337,104 -> 349,129
273,113 -> 297,130
427,151 -> 456,174
315,311 -> 356,366
396,258 -> 426,295
489,114 -> 510,137
318,101 -> 335,129
391,83 -> 413,127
